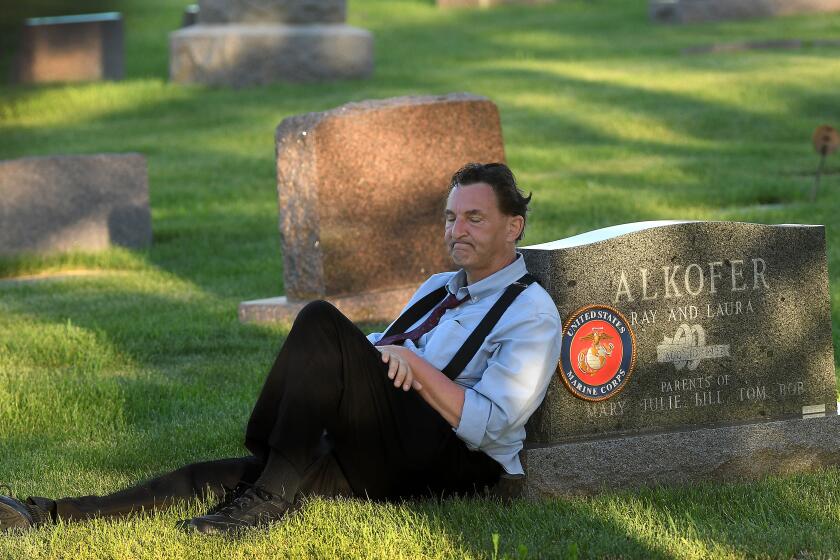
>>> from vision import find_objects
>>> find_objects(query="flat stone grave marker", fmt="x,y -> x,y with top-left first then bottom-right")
651,0 -> 840,23
238,93 -> 505,324
197,0 -> 346,23
169,0 -> 372,86
0,154 -> 152,255
438,0 -> 552,7
15,12 -> 123,83
498,220 -> 839,497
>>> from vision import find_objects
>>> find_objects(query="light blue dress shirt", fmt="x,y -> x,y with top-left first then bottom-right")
366,252 -> 562,477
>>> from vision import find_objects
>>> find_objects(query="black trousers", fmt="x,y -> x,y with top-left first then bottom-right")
49,300 -> 502,521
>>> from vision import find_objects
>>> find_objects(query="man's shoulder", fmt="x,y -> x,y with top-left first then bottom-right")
518,280 -> 561,321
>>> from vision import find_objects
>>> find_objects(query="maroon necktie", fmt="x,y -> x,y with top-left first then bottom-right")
375,292 -> 470,347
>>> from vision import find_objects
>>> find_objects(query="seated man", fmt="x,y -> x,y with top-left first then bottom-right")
0,162 -> 562,536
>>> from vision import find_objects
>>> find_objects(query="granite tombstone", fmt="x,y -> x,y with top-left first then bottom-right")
15,12 -> 124,83
0,154 -> 151,255
238,93 -> 506,324
438,0 -> 552,7
500,221 -> 840,496
169,0 -> 372,86
651,0 -> 840,23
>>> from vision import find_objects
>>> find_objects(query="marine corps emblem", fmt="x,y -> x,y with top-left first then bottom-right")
558,305 -> 637,401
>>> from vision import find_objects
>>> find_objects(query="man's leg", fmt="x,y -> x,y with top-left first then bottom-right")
241,299 -> 501,503
37,455 -> 265,522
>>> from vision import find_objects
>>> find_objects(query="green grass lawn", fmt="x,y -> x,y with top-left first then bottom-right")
2,0 -> 840,557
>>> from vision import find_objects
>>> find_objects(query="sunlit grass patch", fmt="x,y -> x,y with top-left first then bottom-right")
1,0 -> 840,557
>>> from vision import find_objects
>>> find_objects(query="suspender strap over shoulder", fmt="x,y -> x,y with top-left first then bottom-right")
441,273 -> 535,380
380,273 -> 537,380
380,285 -> 448,340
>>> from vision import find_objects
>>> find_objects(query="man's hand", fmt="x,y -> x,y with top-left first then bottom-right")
376,345 -> 423,391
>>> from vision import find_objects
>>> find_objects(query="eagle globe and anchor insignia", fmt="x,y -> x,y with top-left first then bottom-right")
558,305 -> 637,401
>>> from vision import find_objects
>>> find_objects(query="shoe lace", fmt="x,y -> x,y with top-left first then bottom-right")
207,482 -> 251,515
217,486 -> 274,516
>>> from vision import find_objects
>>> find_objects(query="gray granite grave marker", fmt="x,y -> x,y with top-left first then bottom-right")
438,0 -> 552,7
498,221 -> 840,497
169,0 -> 372,86
0,154 -> 151,255
651,0 -> 840,23
15,12 -> 123,83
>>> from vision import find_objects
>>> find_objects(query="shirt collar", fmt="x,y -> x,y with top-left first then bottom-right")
446,252 -> 528,303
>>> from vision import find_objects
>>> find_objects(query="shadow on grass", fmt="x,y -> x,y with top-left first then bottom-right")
367,469 -> 840,558
2,0 -> 839,304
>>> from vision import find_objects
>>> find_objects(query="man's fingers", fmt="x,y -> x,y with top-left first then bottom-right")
387,356 -> 398,379
394,360 -> 407,388
412,379 -> 423,390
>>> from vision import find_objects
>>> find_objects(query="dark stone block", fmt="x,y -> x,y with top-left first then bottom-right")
182,4 -> 199,27
15,12 -> 123,83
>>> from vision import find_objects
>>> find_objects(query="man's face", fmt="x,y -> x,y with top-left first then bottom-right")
444,182 -> 521,272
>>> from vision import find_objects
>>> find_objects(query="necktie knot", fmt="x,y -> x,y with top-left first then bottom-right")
375,291 -> 469,347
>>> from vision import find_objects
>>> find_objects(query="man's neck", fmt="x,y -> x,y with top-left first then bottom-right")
464,252 -> 517,285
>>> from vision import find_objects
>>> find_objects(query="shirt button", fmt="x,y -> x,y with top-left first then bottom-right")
471,297 -> 478,303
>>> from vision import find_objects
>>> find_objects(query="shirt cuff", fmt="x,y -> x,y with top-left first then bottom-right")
455,388 -> 492,449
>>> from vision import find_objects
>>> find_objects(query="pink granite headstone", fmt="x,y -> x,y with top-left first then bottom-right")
238,93 -> 506,324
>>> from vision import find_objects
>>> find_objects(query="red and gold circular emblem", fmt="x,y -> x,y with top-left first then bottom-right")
558,305 -> 637,401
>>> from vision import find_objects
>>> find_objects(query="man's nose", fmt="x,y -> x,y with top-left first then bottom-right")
451,216 -> 468,237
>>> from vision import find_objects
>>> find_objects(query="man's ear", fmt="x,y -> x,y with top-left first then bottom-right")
507,215 -> 525,242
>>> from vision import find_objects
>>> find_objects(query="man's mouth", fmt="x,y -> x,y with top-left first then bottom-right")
451,242 -> 472,249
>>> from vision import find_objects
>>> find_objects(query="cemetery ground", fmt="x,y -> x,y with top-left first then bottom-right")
1,0 -> 840,557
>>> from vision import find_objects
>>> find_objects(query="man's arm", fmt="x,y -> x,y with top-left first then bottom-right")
376,344 -> 465,427
380,308 -> 561,441
403,351 -> 466,428
452,311 -> 562,450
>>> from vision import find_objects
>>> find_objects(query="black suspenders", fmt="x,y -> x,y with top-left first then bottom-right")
380,273 -> 537,380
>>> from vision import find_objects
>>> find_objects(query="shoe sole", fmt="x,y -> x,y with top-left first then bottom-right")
179,519 -> 251,537
0,501 -> 30,532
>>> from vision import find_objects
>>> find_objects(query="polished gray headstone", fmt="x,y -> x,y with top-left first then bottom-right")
500,221 -> 838,496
